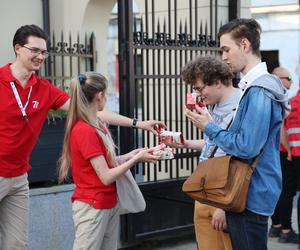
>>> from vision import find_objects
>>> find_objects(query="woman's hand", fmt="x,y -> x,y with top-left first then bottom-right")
136,120 -> 167,135
211,208 -> 227,231
124,148 -> 144,160
133,148 -> 161,163
117,149 -> 145,164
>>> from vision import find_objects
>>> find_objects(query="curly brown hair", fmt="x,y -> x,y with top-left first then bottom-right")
181,56 -> 233,86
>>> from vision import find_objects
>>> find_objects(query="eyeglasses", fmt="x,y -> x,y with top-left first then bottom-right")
192,84 -> 207,93
22,45 -> 49,58
280,76 -> 292,82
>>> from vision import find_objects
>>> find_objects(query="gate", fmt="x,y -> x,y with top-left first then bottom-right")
29,32 -> 96,184
118,0 -> 237,243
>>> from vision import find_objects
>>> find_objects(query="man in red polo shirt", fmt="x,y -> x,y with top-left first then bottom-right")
0,24 -> 164,249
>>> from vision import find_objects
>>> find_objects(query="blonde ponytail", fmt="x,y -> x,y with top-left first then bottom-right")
58,72 -> 116,182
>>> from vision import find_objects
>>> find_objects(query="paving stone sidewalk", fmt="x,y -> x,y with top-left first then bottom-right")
127,208 -> 298,250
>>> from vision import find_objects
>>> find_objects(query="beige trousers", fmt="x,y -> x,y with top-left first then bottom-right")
72,200 -> 120,250
0,173 -> 29,250
194,201 -> 232,250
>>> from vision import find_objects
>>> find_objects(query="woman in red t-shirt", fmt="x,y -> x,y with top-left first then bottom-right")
58,72 -> 160,250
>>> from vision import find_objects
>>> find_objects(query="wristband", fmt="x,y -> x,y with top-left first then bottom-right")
132,118 -> 138,128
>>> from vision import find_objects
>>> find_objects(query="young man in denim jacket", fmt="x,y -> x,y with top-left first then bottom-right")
185,18 -> 290,250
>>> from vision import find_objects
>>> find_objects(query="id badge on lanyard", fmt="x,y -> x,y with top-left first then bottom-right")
10,81 -> 32,121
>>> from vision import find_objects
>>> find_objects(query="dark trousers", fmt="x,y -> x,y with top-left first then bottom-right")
226,209 -> 268,250
295,157 -> 300,236
271,152 -> 300,229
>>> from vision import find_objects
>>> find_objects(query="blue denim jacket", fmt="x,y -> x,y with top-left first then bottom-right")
204,86 -> 284,216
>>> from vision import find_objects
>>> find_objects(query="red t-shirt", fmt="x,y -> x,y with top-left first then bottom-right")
70,120 -> 117,209
0,63 -> 70,177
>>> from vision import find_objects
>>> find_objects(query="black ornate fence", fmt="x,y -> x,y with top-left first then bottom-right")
133,14 -> 221,184
40,32 -> 96,92
29,32 -> 96,184
119,0 -> 223,185
118,0 -> 234,243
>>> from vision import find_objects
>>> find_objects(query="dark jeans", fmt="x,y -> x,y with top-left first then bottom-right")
271,152 -> 300,229
226,209 -> 268,250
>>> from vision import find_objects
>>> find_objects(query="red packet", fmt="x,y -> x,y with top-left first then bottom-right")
186,93 -> 205,110
149,143 -> 174,159
186,93 -> 197,110
153,147 -> 174,159
149,143 -> 166,153
196,97 -> 205,108
155,126 -> 185,145
159,130 -> 184,145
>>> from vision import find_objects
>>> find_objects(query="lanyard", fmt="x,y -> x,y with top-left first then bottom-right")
10,81 -> 32,120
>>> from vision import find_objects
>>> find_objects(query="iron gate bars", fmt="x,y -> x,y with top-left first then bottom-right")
118,0 -> 222,183
40,31 -> 96,92
118,0 -> 237,243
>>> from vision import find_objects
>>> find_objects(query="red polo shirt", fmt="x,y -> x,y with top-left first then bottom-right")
70,120 -> 117,209
283,92 -> 300,156
0,63 -> 70,177
280,92 -> 300,155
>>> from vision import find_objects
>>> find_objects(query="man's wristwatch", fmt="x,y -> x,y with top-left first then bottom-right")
132,118 -> 138,128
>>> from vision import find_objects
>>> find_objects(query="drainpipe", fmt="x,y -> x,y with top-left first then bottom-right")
41,0 -> 51,76
42,0 -> 50,35
228,0 -> 240,20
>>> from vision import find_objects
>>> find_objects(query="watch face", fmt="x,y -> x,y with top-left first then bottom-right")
133,118 -> 137,127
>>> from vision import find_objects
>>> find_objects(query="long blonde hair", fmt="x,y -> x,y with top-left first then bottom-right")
58,72 -> 116,183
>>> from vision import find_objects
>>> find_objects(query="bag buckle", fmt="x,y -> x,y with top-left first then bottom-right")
199,177 -> 207,199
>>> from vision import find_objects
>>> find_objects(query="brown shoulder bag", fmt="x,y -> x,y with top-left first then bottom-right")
182,146 -> 260,213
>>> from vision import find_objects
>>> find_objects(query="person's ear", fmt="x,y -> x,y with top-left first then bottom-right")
98,91 -> 103,99
240,38 -> 251,53
97,91 -> 106,101
14,44 -> 22,55
215,79 -> 222,88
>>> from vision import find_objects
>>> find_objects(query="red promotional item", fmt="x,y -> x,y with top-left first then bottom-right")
186,93 -> 205,110
149,143 -> 167,153
149,143 -> 174,159
186,93 -> 197,110
155,127 -> 185,145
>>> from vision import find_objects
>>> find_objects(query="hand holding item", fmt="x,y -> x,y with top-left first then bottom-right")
137,120 -> 167,135
184,105 -> 212,130
149,143 -> 174,160
153,147 -> 174,160
152,127 -> 185,160
118,148 -> 145,164
155,127 -> 185,145
133,148 -> 161,163
126,148 -> 145,158
186,93 -> 205,111
148,143 -> 167,153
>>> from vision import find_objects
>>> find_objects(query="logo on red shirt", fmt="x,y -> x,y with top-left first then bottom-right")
32,100 -> 39,109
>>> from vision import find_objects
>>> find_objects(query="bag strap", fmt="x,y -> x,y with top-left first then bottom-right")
249,151 -> 263,170
209,117 -> 233,158
207,108 -> 264,169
